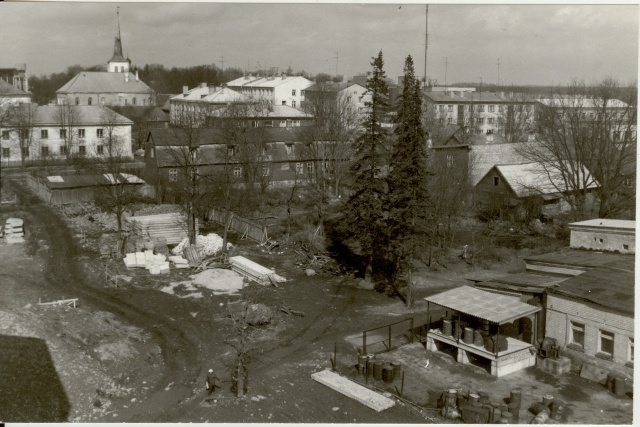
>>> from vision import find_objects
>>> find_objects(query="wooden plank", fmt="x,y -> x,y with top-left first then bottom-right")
311,369 -> 396,412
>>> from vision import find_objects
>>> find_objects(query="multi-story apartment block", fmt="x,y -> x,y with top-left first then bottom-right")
0,105 -> 132,166
225,74 -> 313,108
303,81 -> 370,115
425,90 -> 537,136
55,11 -> 155,107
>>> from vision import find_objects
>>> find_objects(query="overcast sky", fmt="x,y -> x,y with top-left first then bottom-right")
1,2 -> 638,86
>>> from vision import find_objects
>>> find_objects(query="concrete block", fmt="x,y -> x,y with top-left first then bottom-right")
538,356 -> 571,375
580,362 -> 608,384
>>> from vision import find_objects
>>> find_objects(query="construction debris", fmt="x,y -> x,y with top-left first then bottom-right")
172,233 -> 229,257
311,369 -> 396,412
229,255 -> 286,286
123,250 -> 170,274
5,217 -> 25,244
38,297 -> 78,308
280,305 -> 305,317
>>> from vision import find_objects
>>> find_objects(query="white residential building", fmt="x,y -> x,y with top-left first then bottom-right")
225,74 -> 314,108
0,105 -> 132,166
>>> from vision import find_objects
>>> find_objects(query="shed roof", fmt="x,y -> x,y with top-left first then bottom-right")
57,72 -> 153,94
44,173 -> 144,189
525,249 -> 635,271
424,285 -> 541,324
547,267 -> 634,316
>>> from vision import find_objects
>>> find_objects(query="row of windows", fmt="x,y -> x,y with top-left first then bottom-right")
437,104 -> 533,113
570,321 -> 633,362
71,97 -> 150,106
1,145 -> 106,157
2,128 -> 106,140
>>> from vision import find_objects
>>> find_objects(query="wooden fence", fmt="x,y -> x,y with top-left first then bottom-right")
208,208 -> 268,245
26,175 -> 53,203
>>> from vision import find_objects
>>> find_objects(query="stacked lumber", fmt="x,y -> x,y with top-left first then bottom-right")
311,369 -> 396,412
228,256 -> 286,286
126,213 -> 199,245
123,250 -> 170,274
5,217 -> 25,244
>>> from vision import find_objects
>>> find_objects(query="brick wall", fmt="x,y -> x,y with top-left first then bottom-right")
546,293 -> 633,376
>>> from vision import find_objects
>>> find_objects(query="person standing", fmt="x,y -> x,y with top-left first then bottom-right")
206,369 -> 220,395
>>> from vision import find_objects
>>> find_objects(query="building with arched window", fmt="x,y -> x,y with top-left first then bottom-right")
55,9 -> 155,107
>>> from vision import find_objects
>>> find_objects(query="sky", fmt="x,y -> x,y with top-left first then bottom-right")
0,2 -> 638,86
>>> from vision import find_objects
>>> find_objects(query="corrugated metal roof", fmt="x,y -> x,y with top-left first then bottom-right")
424,285 -> 541,324
57,72 -> 153,94
491,161 -> 599,197
548,267 -> 634,316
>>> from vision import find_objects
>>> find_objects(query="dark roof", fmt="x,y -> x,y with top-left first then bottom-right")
548,267 -> 634,316
110,106 -> 169,123
0,79 -> 30,97
57,72 -> 153,94
476,272 -> 565,294
6,105 -> 132,126
147,126 -> 309,147
525,249 -> 635,271
156,94 -> 174,109
43,173 -> 144,189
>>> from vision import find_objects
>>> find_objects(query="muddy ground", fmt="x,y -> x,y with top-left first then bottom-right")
0,176 -> 634,423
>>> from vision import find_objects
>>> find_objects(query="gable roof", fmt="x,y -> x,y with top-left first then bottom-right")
57,72 -> 153,94
487,161 -> 599,197
171,86 -> 244,103
6,105 -> 132,126
467,142 -> 530,185
109,106 -> 169,123
0,79 -> 30,97
226,75 -> 313,89
425,91 -> 537,104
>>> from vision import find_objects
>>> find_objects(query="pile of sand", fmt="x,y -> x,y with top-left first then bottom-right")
162,268 -> 245,297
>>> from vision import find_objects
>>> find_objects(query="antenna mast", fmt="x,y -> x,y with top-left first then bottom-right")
335,51 -> 339,77
424,5 -> 429,86
496,58 -> 501,87
443,57 -> 448,88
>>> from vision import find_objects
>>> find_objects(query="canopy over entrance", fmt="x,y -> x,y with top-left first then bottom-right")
424,285 -> 541,324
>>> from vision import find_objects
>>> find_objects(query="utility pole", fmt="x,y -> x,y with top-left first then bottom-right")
496,58 -> 500,88
334,51 -> 339,77
423,5 -> 429,87
220,56 -> 225,72
443,57 -> 448,88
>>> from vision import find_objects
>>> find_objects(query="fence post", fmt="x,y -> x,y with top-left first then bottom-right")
410,317 -> 414,343
363,331 -> 367,355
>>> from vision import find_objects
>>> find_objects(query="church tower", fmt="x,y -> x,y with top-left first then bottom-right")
107,8 -> 131,73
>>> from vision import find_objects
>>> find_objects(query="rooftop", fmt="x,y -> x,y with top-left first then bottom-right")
171,86 -> 244,103
0,79 -> 30,97
538,97 -> 629,109
57,72 -> 153,94
425,91 -> 537,103
44,173 -> 144,189
6,105 -> 132,126
568,219 -> 636,231
209,104 -> 311,119
525,248 -> 635,271
548,267 -> 634,316
147,126 -> 307,148
226,75 -> 313,89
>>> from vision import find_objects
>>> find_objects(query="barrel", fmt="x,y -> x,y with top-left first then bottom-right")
382,363 -> 394,383
509,388 -> 522,409
357,354 -> 368,367
531,402 -> 550,416
373,360 -> 384,380
473,330 -> 484,346
613,376 -> 626,396
478,390 -> 490,404
442,319 -> 453,336
365,355 -> 376,377
453,320 -> 463,340
542,394 -> 554,406
446,389 -> 458,407
550,400 -> 565,421
532,411 -> 550,424
468,393 -> 479,405
463,327 -> 474,344
481,319 -> 491,337
491,407 -> 502,423
391,362 -> 402,379
499,412 -> 513,424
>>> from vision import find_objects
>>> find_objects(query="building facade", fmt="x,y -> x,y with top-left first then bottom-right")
568,219 -> 635,254
0,105 -> 132,166
225,74 -> 313,108
0,79 -> 32,105
0,64 -> 29,93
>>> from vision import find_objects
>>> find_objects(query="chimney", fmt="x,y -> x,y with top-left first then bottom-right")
209,86 -> 217,96
135,70 -> 139,82
282,73 -> 287,79
199,82 -> 207,89
124,72 -> 129,83
183,85 -> 189,96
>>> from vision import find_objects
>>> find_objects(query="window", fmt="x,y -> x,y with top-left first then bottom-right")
478,105 -> 485,112
489,105 -> 495,112
233,166 -> 242,177
446,154 -> 454,168
447,117 -> 452,124
60,129 -> 67,139
438,105 -> 444,112
285,144 -> 293,155
295,162 -> 303,174
75,97 -> 79,105
292,100 -> 296,108
498,105 -> 503,112
307,162 -> 314,175
60,146 -> 68,155
41,130 -> 48,139
526,105 -> 532,112
97,145 -> 104,155
488,118 -> 495,124
150,148 -> 155,159
281,101 -> 286,106
143,99 -> 147,106
227,146 -> 235,157
2,147 -> 9,158
41,146 -> 49,156
292,89 -> 296,96
78,129 -> 85,138
570,322 -> 585,348
78,145 -> 86,155
20,129 -> 29,140
262,167 -> 270,177
448,105 -> 453,112
629,338 -> 634,362
2,131 -> 9,140
599,330 -> 614,357
97,128 -> 103,138
124,99 -> 128,106
168,169 -> 178,182
88,97 -> 93,106
493,176 -> 499,186
21,147 -> 29,157
132,97 -> 137,106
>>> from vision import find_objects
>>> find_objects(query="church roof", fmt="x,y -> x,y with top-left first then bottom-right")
57,72 -> 153,94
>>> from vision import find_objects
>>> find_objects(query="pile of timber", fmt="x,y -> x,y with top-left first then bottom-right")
5,217 -> 25,244
311,369 -> 396,412
126,213 -> 200,245
229,255 -> 286,286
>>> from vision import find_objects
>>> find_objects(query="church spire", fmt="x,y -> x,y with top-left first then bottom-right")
108,7 -> 129,72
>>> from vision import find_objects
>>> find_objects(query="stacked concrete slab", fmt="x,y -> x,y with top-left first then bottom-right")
123,250 -> 170,274
229,255 -> 286,285
5,218 -> 25,244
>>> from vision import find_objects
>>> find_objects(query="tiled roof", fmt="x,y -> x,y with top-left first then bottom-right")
424,285 -> 541,324
491,161 -> 599,197
7,105 -> 132,126
548,267 -> 634,315
57,72 -> 153,94
0,79 -> 30,97
226,75 -> 313,89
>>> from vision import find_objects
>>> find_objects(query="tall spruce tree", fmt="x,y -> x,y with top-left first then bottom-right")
343,51 -> 389,283
386,55 -> 430,307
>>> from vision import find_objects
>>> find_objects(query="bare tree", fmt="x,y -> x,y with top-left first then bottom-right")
498,93 -> 536,143
6,103 -> 38,167
518,78 -> 636,219
54,102 -> 82,160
